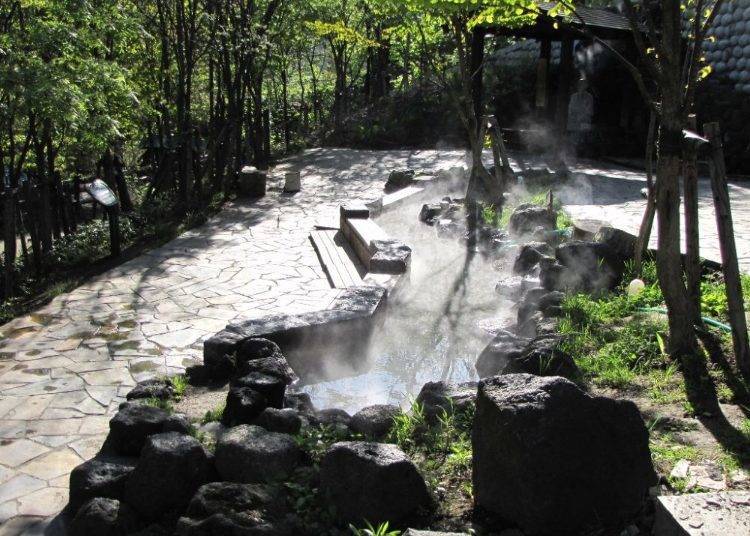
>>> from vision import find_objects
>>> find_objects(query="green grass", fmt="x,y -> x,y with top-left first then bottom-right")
142,397 -> 173,412
348,521 -> 400,536
169,374 -> 188,399
481,186 -> 573,232
201,403 -> 225,424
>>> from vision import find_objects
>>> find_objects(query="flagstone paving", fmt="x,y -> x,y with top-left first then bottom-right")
0,147 -> 748,534
0,148 -> 465,534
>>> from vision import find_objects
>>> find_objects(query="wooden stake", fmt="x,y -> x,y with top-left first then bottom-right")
634,111 -> 657,274
683,114 -> 701,324
704,122 -> 750,379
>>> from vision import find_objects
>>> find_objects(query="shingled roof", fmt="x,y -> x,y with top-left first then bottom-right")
537,2 -> 632,33
704,0 -> 750,94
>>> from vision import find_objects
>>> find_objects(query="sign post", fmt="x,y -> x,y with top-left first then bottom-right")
84,179 -> 121,257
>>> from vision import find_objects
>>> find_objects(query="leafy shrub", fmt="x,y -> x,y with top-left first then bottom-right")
51,218 -> 136,267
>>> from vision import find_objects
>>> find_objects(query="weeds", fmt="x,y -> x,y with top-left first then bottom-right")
388,400 -> 427,451
142,397 -> 173,413
349,521 -> 400,536
169,375 -> 188,399
293,424 -> 353,463
201,403 -> 225,424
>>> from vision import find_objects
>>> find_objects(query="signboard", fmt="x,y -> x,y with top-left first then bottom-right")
85,179 -> 119,208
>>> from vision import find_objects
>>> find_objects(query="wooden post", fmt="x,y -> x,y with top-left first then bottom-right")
704,122 -> 750,379
470,27 -> 487,125
3,189 -> 17,298
683,115 -> 702,324
107,206 -> 121,258
262,109 -> 271,169
634,111 -> 658,273
555,38 -> 575,137
535,39 -> 551,118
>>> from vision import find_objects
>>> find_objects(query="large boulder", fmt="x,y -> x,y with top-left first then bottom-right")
69,498 -> 138,536
203,337 -> 285,381
124,432 -> 214,523
107,403 -> 191,456
202,330 -> 246,379
475,333 -> 529,378
313,408 -> 353,436
419,203 -> 443,224
502,335 -> 580,380
320,442 -> 432,526
237,355 -> 297,385
473,374 -> 657,535
284,392 -> 316,414
68,458 -> 136,512
416,381 -> 476,422
385,169 -> 416,193
350,404 -> 400,439
554,240 -> 624,292
508,204 -> 556,237
126,379 -> 174,401
222,387 -> 268,426
517,289 -> 565,327
175,482 -> 288,536
231,372 -> 286,408
513,242 -> 553,275
254,407 -> 303,435
494,275 -> 540,301
215,425 -> 301,484
594,226 -> 638,264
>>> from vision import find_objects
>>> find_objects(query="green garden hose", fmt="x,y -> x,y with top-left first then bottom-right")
636,306 -> 732,333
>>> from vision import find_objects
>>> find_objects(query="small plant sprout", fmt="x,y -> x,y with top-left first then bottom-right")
348,520 -> 400,536
169,374 -> 188,399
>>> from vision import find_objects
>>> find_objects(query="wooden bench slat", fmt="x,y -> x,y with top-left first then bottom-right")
310,230 -> 364,288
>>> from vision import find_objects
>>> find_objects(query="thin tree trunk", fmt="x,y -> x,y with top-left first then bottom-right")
683,114 -> 702,324
655,121 -> 697,358
704,122 -> 750,379
634,111 -> 657,273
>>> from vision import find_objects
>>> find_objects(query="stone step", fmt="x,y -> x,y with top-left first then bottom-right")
654,492 -> 750,535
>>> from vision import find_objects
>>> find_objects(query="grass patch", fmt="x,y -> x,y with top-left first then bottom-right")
349,521 -> 401,536
385,401 -> 475,512
201,403 -> 225,424
481,186 -> 572,232
557,264 -> 670,389
142,397 -> 173,413
169,374 -> 188,399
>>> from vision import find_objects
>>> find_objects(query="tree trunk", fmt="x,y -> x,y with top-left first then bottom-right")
655,121 -> 697,358
634,111 -> 657,273
3,190 -> 17,298
705,122 -> 750,380
683,114 -> 702,324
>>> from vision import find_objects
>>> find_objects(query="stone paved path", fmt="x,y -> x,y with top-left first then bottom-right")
0,148 -> 464,534
0,148 -> 748,534
557,161 -> 750,273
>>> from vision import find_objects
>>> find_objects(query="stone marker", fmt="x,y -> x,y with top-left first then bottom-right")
284,171 -> 301,193
238,166 -> 266,197
473,374 -> 656,535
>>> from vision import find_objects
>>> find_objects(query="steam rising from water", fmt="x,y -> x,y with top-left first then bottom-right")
300,188 -> 516,414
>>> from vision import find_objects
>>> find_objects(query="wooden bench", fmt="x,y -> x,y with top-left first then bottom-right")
310,230 -> 365,288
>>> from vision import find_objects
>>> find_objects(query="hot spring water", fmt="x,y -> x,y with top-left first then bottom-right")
300,194 -> 516,413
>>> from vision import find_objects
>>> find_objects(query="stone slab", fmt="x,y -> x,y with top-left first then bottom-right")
654,492 -> 750,535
